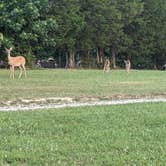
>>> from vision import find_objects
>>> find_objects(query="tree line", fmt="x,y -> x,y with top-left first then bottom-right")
0,0 -> 166,69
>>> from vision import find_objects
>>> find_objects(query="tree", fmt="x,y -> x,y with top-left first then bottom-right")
138,0 -> 166,68
0,0 -> 165,69
49,0 -> 85,68
0,0 -> 57,65
107,0 -> 144,68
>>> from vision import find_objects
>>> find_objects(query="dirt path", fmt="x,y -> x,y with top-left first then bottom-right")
0,97 -> 166,112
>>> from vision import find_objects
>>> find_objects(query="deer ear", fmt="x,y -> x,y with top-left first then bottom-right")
10,47 -> 13,51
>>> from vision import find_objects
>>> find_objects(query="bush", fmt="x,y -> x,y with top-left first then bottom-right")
25,49 -> 35,68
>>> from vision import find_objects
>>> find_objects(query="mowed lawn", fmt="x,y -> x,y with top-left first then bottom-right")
0,102 -> 166,165
0,69 -> 165,101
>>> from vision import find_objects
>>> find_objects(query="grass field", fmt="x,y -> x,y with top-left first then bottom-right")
0,102 -> 166,165
0,69 -> 165,101
0,69 -> 165,165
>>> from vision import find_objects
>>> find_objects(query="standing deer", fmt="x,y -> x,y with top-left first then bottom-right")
124,59 -> 131,73
5,47 -> 26,79
103,58 -> 110,72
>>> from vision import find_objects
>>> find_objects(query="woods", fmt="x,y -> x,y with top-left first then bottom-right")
0,0 -> 166,69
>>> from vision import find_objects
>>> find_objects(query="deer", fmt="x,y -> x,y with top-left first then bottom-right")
103,58 -> 110,72
5,47 -> 26,79
124,59 -> 131,73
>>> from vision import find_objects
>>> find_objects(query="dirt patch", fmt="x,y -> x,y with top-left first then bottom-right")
0,98 -> 166,112
0,97 -> 73,106
0,94 -> 166,107
0,95 -> 166,112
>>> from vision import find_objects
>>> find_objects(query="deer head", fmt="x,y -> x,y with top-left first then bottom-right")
5,47 -> 13,57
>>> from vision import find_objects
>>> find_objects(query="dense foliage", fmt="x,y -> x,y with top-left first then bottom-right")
0,0 -> 166,69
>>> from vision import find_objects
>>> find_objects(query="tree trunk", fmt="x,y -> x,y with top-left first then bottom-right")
96,47 -> 104,64
111,46 -> 116,69
58,50 -> 61,68
100,47 -> 104,64
96,48 -> 100,64
68,49 -> 75,68
65,52 -> 68,68
153,54 -> 157,69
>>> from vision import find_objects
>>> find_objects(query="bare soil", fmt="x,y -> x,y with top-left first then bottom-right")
0,95 -> 166,111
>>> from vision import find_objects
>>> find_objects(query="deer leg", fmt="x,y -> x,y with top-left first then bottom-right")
22,64 -> 27,78
11,66 -> 14,79
19,66 -> 23,78
13,66 -> 15,79
10,66 -> 12,79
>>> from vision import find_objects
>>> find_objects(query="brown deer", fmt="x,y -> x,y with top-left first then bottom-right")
5,47 -> 26,79
103,58 -> 110,72
124,59 -> 131,73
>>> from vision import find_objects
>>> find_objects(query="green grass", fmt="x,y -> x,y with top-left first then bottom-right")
0,69 -> 165,165
0,102 -> 166,165
0,69 -> 165,101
